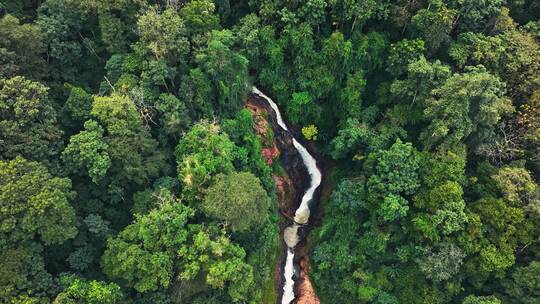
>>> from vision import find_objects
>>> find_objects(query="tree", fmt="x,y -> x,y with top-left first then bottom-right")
311,178 -> 368,303
195,30 -> 249,117
337,71 -> 366,121
330,118 -> 373,159
415,181 -> 468,235
0,242 -> 54,301
492,167 -> 537,208
233,14 -> 264,71
179,0 -> 220,45
328,0 -> 390,32
95,0 -> 148,53
299,0 -> 328,27
421,66 -> 514,151
368,139 -> 421,197
462,295 -> 502,304
62,120 -> 111,183
0,156 -> 77,245
411,0 -> 457,52
302,124 -> 319,141
471,197 -> 529,274
54,275 -> 123,304
0,76 -> 63,167
92,93 -> 166,185
176,122 -> 236,200
62,84 -> 93,126
284,91 -> 322,127
450,0 -> 503,32
378,193 -> 409,221
388,57 -> 451,128
203,172 -> 271,231
502,261 -> 540,304
102,191 -> 256,302
449,28 -> 540,100
136,7 -> 190,65
155,93 -> 191,143
386,38 -> 425,76
0,14 -> 45,79
418,243 -> 466,282
36,0 -> 87,82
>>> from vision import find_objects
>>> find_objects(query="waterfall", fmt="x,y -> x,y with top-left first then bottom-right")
252,87 -> 322,304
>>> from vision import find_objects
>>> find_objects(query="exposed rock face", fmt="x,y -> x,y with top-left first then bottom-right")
247,93 -> 321,304
247,95 -> 308,213
297,256 -> 321,304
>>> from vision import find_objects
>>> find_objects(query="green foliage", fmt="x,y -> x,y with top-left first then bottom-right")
92,93 -> 166,185
36,0 -> 86,82
387,38 -> 425,76
0,76 -> 63,167
418,243 -> 466,282
492,166 -> 537,206
55,275 -> 123,304
421,66 -> 514,151
154,93 -> 191,142
302,124 -> 318,141
462,295 -> 502,304
95,0 -> 147,53
502,261 -> 540,304
136,7 -> 189,65
62,120 -> 110,183
203,172 -> 271,232
102,191 -> 256,302
195,30 -> 249,117
379,194 -> 409,221
451,0 -> 503,32
179,0 -> 220,43
102,193 -> 195,292
411,0 -> 457,52
330,118 -> 372,159
176,122 -> 236,200
1,1 -> 539,304
368,139 -> 420,197
0,14 -> 44,79
0,156 -> 77,245
62,84 -> 93,126
449,28 -> 540,100
0,242 -> 54,301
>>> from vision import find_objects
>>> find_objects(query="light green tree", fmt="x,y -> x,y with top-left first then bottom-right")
203,172 -> 271,231
0,156 -> 77,244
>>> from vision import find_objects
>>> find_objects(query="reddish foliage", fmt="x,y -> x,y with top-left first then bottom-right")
261,147 -> 278,165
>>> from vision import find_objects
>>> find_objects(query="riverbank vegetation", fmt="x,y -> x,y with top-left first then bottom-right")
0,0 -> 538,303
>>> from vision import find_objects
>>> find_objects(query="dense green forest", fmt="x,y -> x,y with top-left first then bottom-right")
0,0 -> 539,303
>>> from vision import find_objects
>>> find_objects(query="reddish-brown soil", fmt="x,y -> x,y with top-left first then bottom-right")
296,256 -> 321,304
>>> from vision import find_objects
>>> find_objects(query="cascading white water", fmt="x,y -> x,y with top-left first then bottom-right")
252,87 -> 322,304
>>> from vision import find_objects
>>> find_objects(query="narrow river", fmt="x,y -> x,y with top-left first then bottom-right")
252,87 -> 322,304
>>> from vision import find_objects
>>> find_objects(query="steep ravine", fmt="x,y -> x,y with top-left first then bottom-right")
248,88 -> 322,304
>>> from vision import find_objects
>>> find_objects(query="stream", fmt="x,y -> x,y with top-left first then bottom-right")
252,87 -> 322,304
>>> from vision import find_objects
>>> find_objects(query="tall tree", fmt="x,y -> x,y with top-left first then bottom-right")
0,14 -> 45,79
421,66 -> 513,151
0,76 -> 63,168
91,93 -> 166,185
176,122 -> 237,201
0,156 -> 77,245
202,172 -> 271,231
62,120 -> 111,183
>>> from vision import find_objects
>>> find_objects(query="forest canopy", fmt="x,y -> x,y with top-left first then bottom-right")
0,0 -> 538,303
